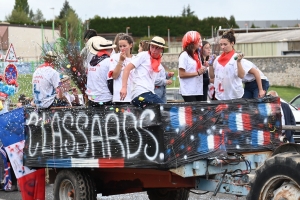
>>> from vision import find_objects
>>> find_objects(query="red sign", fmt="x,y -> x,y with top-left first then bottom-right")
4,63 -> 18,84
5,43 -> 18,62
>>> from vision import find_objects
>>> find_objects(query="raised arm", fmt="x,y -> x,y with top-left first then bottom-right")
236,54 -> 245,79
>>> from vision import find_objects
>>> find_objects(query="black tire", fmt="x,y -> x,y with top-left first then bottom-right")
147,188 -> 190,200
53,169 -> 96,200
247,152 -> 300,200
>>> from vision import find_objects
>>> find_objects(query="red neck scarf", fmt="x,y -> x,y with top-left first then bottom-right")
39,62 -> 54,68
97,50 -> 111,57
193,52 -> 201,70
148,51 -> 161,72
218,50 -> 235,67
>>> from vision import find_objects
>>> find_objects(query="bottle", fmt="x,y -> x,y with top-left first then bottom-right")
208,55 -> 215,65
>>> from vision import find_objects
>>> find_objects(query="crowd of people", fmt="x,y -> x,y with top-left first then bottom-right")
0,28 -> 295,192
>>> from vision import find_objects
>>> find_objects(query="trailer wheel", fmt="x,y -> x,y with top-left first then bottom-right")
147,188 -> 189,200
247,152 -> 300,200
53,169 -> 96,200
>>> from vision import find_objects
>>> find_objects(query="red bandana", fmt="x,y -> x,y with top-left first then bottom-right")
38,62 -> 54,68
193,52 -> 201,70
218,50 -> 235,67
148,51 -> 161,72
97,50 -> 111,57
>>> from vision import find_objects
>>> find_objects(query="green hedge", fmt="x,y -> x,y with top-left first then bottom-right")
90,16 -> 239,38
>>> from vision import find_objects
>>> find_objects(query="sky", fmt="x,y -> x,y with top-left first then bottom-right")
0,0 -> 299,22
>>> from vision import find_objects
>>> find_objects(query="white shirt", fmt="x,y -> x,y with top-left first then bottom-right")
213,53 -> 251,100
242,61 -> 268,82
63,92 -> 75,106
109,53 -> 135,102
32,64 -> 60,108
178,51 -> 203,96
86,57 -> 112,103
130,51 -> 160,99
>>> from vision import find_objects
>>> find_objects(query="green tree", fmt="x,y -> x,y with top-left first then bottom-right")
251,23 -> 259,28
32,9 -> 45,23
182,5 -> 195,17
181,7 -> 186,17
270,24 -> 279,28
228,15 -> 239,28
5,9 -> 30,24
13,0 -> 29,15
186,5 -> 195,17
58,0 -> 74,19
29,9 -> 34,21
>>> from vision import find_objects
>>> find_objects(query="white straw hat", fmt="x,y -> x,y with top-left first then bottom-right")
89,37 -> 116,54
148,36 -> 168,48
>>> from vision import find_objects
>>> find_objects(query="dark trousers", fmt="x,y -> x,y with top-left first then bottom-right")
182,95 -> 202,102
243,79 -> 269,99
131,92 -> 164,108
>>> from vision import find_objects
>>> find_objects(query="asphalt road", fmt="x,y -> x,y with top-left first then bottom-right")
0,185 -> 246,200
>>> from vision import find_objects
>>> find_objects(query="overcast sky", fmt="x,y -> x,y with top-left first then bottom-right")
0,0 -> 299,22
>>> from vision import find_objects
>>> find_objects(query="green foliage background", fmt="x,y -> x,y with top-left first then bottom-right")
89,15 -> 239,38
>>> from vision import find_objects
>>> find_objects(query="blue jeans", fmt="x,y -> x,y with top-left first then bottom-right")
243,79 -> 269,99
131,92 -> 164,108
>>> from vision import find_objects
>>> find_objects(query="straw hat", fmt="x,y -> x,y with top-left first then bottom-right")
89,37 -> 116,54
148,36 -> 168,48
42,51 -> 57,61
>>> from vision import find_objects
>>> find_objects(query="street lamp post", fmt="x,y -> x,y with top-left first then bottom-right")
148,26 -> 150,38
126,27 -> 130,35
50,7 -> 55,39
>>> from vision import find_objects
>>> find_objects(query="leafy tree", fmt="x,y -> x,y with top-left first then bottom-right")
13,0 -> 29,15
228,15 -> 239,28
58,0 -> 74,19
251,23 -> 258,28
270,24 -> 279,28
32,9 -> 45,23
29,9 -> 34,21
186,5 -> 195,17
65,9 -> 82,43
181,7 -> 186,17
5,9 -> 30,24
182,5 -> 195,17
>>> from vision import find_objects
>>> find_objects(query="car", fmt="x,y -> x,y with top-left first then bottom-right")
290,94 -> 300,109
166,87 -> 184,102
281,98 -> 300,143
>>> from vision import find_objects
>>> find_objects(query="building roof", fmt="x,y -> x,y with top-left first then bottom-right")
208,28 -> 300,44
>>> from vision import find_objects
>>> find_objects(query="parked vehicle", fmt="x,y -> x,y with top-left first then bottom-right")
290,94 -> 300,109
166,87 -> 184,102
1,96 -> 300,200
281,98 -> 300,143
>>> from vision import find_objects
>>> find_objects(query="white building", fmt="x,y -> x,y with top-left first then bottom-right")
0,23 -> 60,62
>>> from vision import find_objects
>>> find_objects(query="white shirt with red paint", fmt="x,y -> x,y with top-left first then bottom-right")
130,51 -> 161,100
213,54 -> 251,100
109,53 -> 135,102
178,51 -> 203,96
32,63 -> 60,108
86,57 -> 112,103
